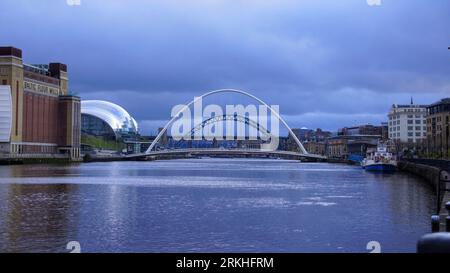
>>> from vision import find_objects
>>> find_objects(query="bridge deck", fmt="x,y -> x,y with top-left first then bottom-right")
126,148 -> 326,160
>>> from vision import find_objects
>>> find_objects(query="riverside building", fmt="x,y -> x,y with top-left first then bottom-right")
387,101 -> 427,144
426,98 -> 450,158
0,46 -> 81,160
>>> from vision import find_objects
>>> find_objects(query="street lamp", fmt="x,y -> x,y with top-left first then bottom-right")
447,46 -> 450,158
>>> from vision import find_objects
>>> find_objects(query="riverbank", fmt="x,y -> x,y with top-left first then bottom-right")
0,154 -> 81,165
397,160 -> 450,232
397,161 -> 440,190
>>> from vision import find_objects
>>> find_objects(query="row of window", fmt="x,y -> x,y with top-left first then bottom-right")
408,119 -> 422,124
389,119 -> 423,126
389,126 -> 426,132
427,116 -> 450,123
408,132 -> 426,137
389,132 -> 426,138
429,125 -> 447,131
389,110 -> 426,119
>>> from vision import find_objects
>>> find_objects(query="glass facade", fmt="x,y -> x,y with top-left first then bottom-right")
81,114 -> 117,140
81,100 -> 139,140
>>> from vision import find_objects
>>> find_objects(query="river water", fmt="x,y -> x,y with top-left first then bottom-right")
0,158 -> 435,253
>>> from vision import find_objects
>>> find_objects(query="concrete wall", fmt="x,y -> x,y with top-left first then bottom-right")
397,161 -> 441,191
398,160 -> 450,232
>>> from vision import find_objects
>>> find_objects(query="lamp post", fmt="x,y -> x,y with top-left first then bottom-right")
446,122 -> 449,159
447,46 -> 450,158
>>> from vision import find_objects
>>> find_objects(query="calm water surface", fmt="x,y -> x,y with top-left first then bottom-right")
0,158 -> 435,252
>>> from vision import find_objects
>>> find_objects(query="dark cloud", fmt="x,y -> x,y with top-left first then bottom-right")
1,0 -> 449,134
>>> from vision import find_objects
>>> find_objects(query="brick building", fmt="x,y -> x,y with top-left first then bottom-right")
0,46 -> 80,159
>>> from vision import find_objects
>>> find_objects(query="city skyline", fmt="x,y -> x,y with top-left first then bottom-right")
1,0 -> 449,134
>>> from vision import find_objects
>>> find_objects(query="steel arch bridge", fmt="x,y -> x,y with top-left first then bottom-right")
145,88 -> 307,154
126,89 -> 326,161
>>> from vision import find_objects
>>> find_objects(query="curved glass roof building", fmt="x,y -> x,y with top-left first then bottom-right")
81,100 -> 139,140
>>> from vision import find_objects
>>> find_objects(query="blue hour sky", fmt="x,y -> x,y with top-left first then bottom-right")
1,0 -> 449,134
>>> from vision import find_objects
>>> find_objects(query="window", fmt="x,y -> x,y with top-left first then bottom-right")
415,120 -> 421,124
408,120 -> 413,124
1,80 -> 6,85
408,126 -> 413,131
407,115 -> 413,118
415,132 -> 421,137
408,132 -> 413,137
415,126 -> 421,131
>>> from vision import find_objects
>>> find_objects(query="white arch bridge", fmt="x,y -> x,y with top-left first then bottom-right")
126,89 -> 327,161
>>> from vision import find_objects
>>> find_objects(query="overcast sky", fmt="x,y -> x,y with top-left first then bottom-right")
1,0 -> 449,134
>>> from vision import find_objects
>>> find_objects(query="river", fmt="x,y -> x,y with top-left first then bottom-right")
0,158 -> 435,252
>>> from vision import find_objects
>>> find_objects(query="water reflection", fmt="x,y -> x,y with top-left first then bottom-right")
0,184 -> 78,252
0,159 -> 435,252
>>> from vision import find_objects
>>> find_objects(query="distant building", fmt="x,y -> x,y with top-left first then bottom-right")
327,137 -> 347,159
0,46 -> 80,159
338,124 -> 385,138
303,141 -> 326,156
81,100 -> 139,141
426,98 -> 450,157
287,128 -> 331,152
326,135 -> 379,159
388,101 -> 427,144
380,122 -> 389,140
158,127 -> 168,146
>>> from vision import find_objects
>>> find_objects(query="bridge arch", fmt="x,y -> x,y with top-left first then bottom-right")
182,113 -> 272,140
145,89 -> 307,154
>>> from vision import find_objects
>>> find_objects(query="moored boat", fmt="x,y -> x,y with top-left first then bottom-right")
362,145 -> 397,172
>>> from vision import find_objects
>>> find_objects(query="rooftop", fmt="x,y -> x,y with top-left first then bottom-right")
23,64 -> 50,76
392,104 -> 428,108
428,98 -> 450,107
